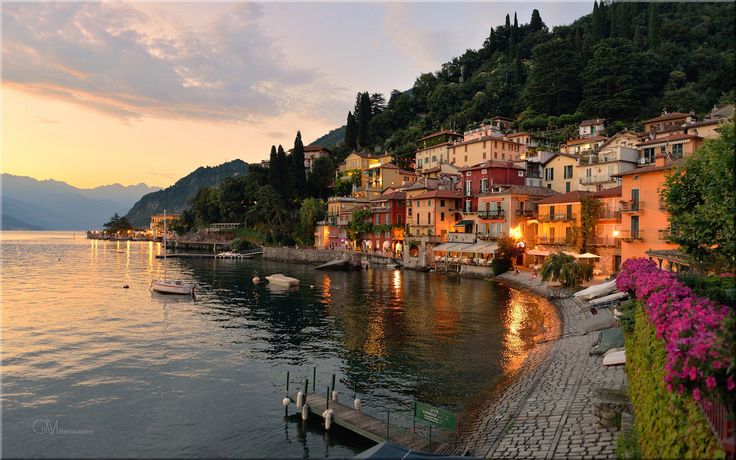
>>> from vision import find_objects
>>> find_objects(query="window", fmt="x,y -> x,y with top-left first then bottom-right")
432,155 -> 437,162
417,214 -> 420,225
482,169 -> 487,175
564,165 -> 573,179
566,204 -> 573,218
518,170 -> 524,177
565,181 -> 571,192
386,215 -> 391,225
480,178 -> 488,193
441,212 -> 445,221
586,168 -> 592,177
440,200 -> 445,207
427,213 -> 431,224
643,147 -> 655,164
465,180 -> 472,195
428,200 -> 432,207
465,200 -> 472,212
544,167 -> 554,181
672,143 -> 684,159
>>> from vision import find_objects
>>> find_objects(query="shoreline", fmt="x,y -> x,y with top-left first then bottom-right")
455,271 -> 626,458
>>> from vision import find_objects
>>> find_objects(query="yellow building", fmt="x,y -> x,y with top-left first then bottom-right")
150,213 -> 181,233
406,190 -> 461,239
414,130 -> 462,173
543,153 -> 580,193
560,135 -> 608,155
535,191 -> 585,247
336,151 -> 393,175
360,163 -> 416,199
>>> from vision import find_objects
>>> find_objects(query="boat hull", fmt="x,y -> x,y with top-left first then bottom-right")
265,274 -> 299,287
152,280 -> 195,295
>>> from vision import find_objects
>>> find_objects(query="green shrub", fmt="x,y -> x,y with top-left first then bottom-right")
625,303 -> 725,459
679,273 -> 736,307
615,428 -> 641,460
230,237 -> 257,252
491,258 -> 511,276
617,299 -> 637,334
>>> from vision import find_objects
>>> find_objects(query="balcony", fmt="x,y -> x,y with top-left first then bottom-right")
598,209 -> 621,220
589,236 -> 621,247
371,205 -> 389,213
477,234 -> 500,241
537,236 -> 575,246
619,229 -> 643,242
581,175 -> 615,185
478,209 -> 505,220
538,213 -> 577,222
619,200 -> 643,213
515,209 -> 538,218
658,228 -> 672,242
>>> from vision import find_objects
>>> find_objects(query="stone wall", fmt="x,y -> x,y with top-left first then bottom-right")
263,247 -> 399,268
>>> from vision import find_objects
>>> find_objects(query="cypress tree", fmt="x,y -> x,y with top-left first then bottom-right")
510,13 -> 519,58
291,131 -> 306,198
514,47 -> 523,84
530,9 -> 544,32
357,92 -> 371,148
592,1 -> 603,42
275,145 -> 290,201
267,145 -> 278,188
344,111 -> 357,149
647,3 -> 659,49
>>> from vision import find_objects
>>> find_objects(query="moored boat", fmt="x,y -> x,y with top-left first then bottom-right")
151,279 -> 195,295
265,274 -> 300,287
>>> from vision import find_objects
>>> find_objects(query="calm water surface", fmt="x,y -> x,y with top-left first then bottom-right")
1,231 -> 559,457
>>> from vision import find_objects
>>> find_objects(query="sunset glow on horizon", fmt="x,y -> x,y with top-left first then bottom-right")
2,2 -> 588,189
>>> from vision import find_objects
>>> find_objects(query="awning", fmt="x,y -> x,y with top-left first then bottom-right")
562,250 -> 581,258
578,252 -> 601,259
477,243 -> 498,254
432,242 -> 466,253
453,220 -> 474,226
460,242 -> 489,253
527,248 -> 550,256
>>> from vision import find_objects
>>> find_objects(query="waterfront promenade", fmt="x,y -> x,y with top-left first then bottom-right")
457,271 -> 626,458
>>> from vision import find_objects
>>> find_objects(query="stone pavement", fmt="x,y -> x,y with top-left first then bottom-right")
457,272 -> 627,459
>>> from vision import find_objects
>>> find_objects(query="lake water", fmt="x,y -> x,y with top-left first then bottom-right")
1,231 -> 559,457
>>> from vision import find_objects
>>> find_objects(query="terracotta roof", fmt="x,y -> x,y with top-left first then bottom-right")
304,145 -> 330,152
458,161 -> 525,172
612,160 -> 683,177
580,118 -> 606,127
563,135 -> 609,146
542,152 -> 579,165
372,191 -> 406,202
592,186 -> 622,198
637,133 -> 702,147
418,130 -> 462,142
536,190 -> 589,205
506,132 -> 530,138
452,135 -> 521,148
479,185 -> 560,197
348,151 -> 391,159
415,141 -> 454,153
412,189 -> 462,200
422,166 -> 441,174
643,112 -> 691,124
491,116 -> 513,121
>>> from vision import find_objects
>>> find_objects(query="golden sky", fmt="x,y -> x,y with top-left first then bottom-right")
1,2 -> 588,189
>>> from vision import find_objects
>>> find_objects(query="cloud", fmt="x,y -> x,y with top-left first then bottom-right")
1,3 -> 339,123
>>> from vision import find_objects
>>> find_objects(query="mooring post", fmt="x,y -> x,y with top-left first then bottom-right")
413,402 -> 416,432
386,410 -> 390,441
353,382 -> 357,400
305,378 -> 309,398
326,386 -> 330,410
312,366 -> 316,391
286,371 -> 290,395
331,374 -> 336,393
429,426 -> 432,450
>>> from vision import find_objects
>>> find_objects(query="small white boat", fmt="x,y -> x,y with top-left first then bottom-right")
266,274 -> 300,287
602,348 -> 626,366
152,210 -> 194,296
151,279 -> 195,295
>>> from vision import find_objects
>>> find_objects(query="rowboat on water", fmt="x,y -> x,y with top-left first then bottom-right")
265,274 -> 300,287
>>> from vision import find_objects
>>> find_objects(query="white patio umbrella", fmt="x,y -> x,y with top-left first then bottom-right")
578,252 -> 601,259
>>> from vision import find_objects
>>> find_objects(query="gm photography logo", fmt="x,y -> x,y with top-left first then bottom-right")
33,419 -> 94,436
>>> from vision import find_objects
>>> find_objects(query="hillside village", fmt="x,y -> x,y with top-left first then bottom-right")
304,105 -> 733,277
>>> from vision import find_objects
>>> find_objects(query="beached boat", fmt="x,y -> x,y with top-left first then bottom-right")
265,274 -> 300,287
152,210 -> 195,296
602,348 -> 626,366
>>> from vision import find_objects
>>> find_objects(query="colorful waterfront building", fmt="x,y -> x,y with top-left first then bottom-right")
642,111 -> 695,134
150,213 -> 181,233
559,136 -> 608,155
302,145 -> 331,173
578,118 -> 606,138
314,196 -> 369,250
360,163 -> 416,199
449,131 -> 527,168
336,151 -> 393,176
613,134 -> 704,263
414,130 -> 462,173
577,131 -> 640,192
542,153 -> 580,193
406,189 -> 462,240
368,191 -> 406,256
458,161 -> 526,214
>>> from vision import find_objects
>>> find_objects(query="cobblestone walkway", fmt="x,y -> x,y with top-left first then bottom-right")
458,273 -> 627,459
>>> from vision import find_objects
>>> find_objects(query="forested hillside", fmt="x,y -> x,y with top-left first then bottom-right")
325,2 -> 735,166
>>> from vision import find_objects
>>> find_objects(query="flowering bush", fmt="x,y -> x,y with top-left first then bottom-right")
617,258 -> 735,406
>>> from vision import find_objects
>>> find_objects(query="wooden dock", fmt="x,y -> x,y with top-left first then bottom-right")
304,393 -> 429,451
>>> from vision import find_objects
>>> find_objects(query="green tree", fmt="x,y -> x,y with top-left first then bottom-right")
523,38 -> 582,115
530,9 -> 545,32
647,3 -> 659,49
103,213 -> 134,232
296,197 -> 327,245
308,156 -> 336,199
219,175 -> 248,222
247,185 -> 290,243
580,39 -> 645,120
291,131 -> 307,198
662,123 -> 736,272
346,208 -> 373,248
357,92 -> 372,147
189,186 -> 222,226
344,111 -> 357,149
579,195 -> 603,253
540,253 -> 594,288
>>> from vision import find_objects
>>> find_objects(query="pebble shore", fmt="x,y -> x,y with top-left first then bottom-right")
456,271 -> 627,459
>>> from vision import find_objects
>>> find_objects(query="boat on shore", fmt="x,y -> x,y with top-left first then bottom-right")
265,274 -> 300,287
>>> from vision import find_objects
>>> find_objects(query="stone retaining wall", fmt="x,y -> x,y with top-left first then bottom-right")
262,247 -> 399,267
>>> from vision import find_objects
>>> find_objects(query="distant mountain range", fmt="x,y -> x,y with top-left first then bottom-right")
124,159 -> 249,227
1,174 -> 161,230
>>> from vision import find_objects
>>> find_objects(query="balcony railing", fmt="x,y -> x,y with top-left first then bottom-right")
538,213 -> 577,222
537,236 -> 575,245
618,229 -> 643,242
658,228 -> 672,242
478,209 -> 505,220
371,205 -> 389,213
619,200 -> 643,212
477,234 -> 500,241
598,209 -> 622,220
581,175 -> 615,185
588,236 -> 621,247
515,209 -> 538,218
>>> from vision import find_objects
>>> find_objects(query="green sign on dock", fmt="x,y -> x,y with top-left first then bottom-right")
414,402 -> 457,431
